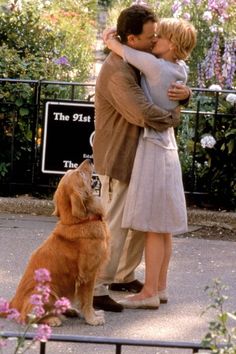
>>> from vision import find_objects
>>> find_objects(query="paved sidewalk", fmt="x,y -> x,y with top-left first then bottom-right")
0,212 -> 235,353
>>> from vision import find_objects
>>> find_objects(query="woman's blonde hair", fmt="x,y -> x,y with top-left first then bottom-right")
157,18 -> 197,60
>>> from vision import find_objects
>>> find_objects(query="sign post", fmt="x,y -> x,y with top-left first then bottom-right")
42,101 -> 95,174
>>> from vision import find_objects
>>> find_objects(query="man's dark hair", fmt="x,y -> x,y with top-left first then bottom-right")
117,5 -> 157,44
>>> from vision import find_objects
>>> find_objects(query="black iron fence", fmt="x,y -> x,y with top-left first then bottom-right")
0,78 -> 235,209
2,331 -> 212,353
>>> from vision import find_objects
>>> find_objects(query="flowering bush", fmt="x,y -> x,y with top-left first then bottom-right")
165,0 -> 236,88
177,89 -> 236,209
0,0 -> 97,82
0,268 -> 71,353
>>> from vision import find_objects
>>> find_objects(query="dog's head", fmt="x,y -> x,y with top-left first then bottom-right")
52,159 -> 104,224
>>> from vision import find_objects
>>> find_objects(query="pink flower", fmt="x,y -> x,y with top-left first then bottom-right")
35,284 -> 51,294
172,1 -> 182,14
34,324 -> 52,342
0,298 -> 9,313
53,56 -> 70,66
34,269 -> 51,283
30,294 -> 43,307
35,284 -> 51,303
183,12 -> 191,20
53,297 -> 71,315
0,338 -> 7,348
6,308 -> 20,321
32,305 -> 45,318
30,293 -> 47,318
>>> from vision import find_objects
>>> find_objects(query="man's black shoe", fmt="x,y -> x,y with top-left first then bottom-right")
108,280 -> 143,293
93,295 -> 124,312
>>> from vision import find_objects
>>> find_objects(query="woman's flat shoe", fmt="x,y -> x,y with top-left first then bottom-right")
118,295 -> 160,309
159,289 -> 168,304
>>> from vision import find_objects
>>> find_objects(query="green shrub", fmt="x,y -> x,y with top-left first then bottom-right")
202,279 -> 236,353
0,0 -> 97,81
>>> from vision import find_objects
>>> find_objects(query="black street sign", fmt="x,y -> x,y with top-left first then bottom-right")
42,101 -> 94,174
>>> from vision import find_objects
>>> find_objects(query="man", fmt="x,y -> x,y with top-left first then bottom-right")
93,4 -> 191,312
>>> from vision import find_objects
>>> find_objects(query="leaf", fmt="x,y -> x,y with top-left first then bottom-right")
220,143 -> 226,151
19,107 -> 29,116
15,98 -> 23,107
218,312 -> 228,324
225,129 -> 236,137
227,140 -> 234,154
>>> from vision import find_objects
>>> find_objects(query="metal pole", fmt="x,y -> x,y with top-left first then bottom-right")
39,341 -> 46,354
115,344 -> 122,354
191,98 -> 201,193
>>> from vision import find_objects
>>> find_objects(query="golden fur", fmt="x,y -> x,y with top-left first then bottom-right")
4,160 -> 110,326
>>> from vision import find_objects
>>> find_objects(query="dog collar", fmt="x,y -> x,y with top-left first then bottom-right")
76,215 -> 102,224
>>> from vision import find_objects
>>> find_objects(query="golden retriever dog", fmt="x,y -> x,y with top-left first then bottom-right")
3,159 -> 110,326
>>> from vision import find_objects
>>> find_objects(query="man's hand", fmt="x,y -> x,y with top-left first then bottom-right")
168,82 -> 191,101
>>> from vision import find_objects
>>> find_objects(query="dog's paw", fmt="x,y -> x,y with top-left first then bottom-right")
85,312 -> 105,326
42,316 -> 62,327
94,309 -> 104,317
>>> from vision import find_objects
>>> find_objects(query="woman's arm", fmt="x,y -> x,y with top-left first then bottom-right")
103,28 -> 158,81
103,28 -> 124,57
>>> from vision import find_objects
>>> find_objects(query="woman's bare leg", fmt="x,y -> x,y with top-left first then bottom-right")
127,232 -> 172,301
158,233 -> 172,291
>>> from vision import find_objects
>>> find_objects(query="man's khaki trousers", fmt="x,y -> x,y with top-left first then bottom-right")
94,176 -> 144,296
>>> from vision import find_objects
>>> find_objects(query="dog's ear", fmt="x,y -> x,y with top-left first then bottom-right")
70,192 -> 87,219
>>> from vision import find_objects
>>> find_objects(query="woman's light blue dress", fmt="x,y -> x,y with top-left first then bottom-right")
121,47 -> 188,234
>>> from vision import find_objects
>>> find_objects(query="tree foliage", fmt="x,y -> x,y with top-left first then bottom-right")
0,0 -> 97,81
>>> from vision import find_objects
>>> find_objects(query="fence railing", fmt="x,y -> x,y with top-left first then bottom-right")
0,78 -> 235,208
2,331 -> 212,353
